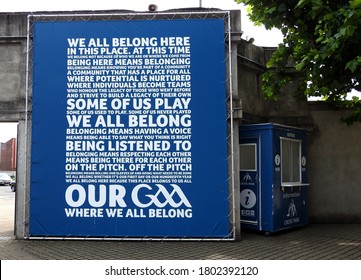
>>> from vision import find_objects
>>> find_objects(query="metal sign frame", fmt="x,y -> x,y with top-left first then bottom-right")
24,10 -> 236,241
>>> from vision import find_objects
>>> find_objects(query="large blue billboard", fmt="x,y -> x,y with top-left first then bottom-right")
30,18 -> 229,238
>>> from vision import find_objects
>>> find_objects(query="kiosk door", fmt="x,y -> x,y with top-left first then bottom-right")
240,138 -> 260,230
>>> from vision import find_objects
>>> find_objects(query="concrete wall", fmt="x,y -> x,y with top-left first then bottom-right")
0,14 -> 29,238
238,41 -> 312,127
0,43 -> 21,101
0,14 -> 27,122
308,104 -> 361,223
237,41 -> 267,121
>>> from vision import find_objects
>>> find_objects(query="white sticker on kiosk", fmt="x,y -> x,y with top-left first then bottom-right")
275,154 -> 281,166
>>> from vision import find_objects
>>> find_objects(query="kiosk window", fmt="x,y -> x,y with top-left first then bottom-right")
281,139 -> 301,183
240,144 -> 256,171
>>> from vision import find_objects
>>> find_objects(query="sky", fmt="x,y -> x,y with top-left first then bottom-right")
0,0 -> 283,143
0,123 -> 17,143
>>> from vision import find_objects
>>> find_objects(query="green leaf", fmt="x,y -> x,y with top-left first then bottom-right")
266,7 -> 277,14
296,0 -> 311,8
311,0 -> 322,5
323,12 -> 334,21
340,25 -> 357,37
350,0 -> 361,9
346,59 -> 360,72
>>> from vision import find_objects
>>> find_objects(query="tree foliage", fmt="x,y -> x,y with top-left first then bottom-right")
236,0 -> 361,124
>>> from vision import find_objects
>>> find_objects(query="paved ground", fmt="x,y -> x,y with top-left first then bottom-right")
1,186 -> 361,260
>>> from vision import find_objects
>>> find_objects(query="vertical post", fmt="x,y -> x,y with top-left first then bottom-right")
15,120 -> 31,239
15,15 -> 32,239
228,10 -> 242,241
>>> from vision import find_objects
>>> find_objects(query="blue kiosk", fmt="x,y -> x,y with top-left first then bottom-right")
239,123 -> 309,235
